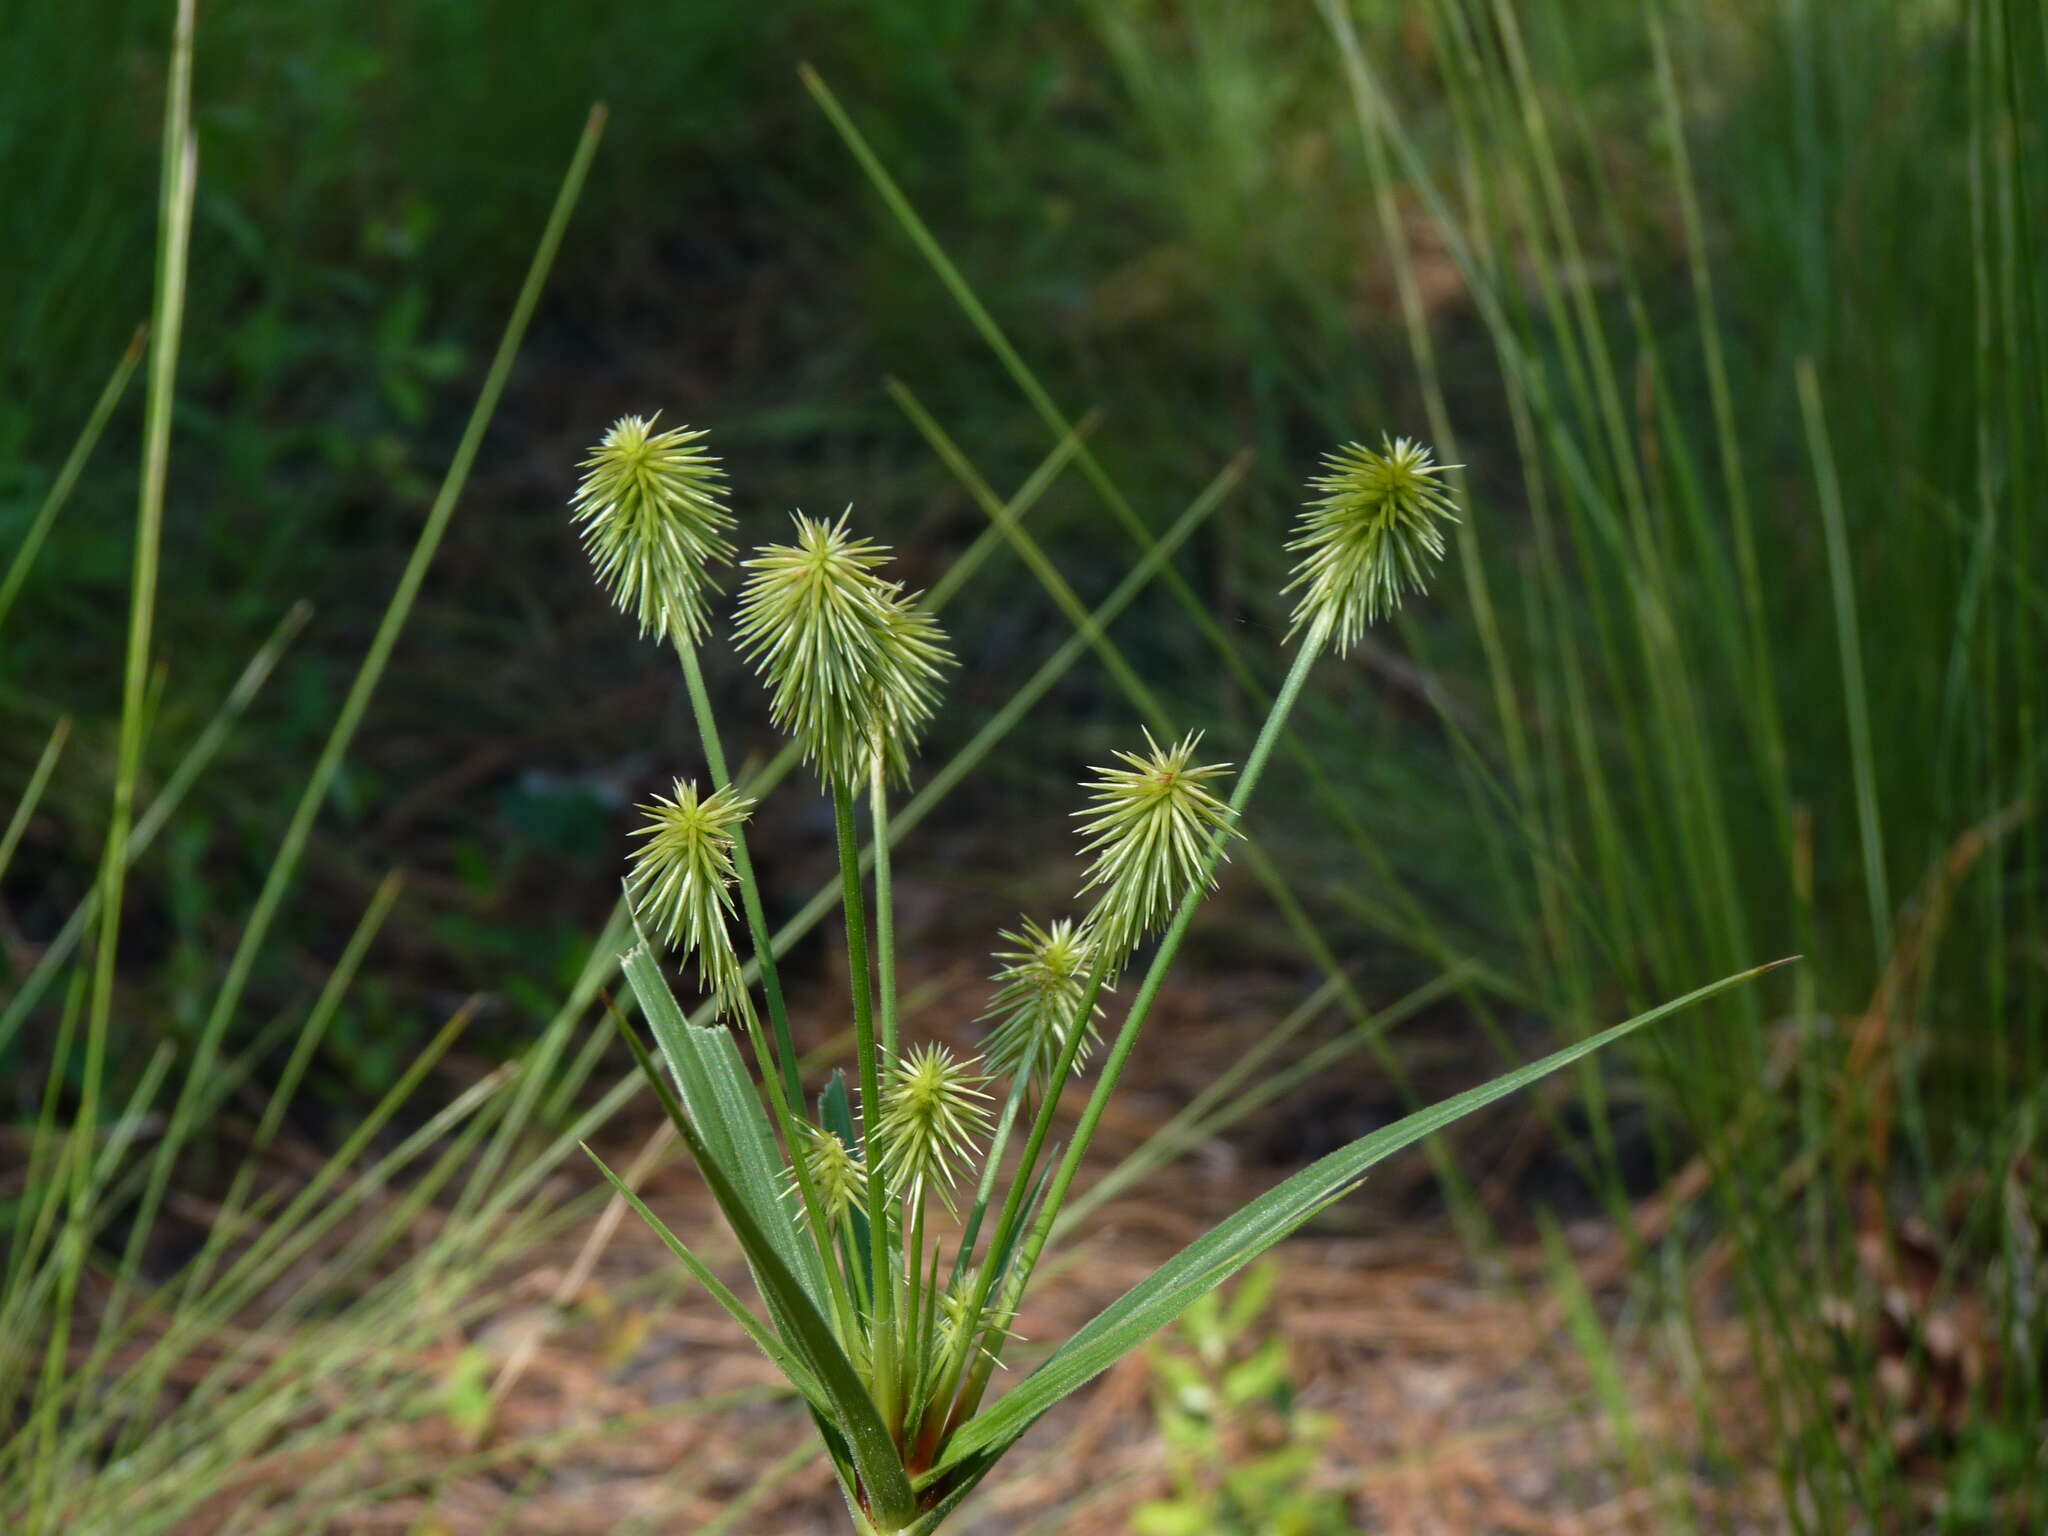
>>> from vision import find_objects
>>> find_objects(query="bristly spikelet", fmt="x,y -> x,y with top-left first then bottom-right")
732,510 -> 953,788
624,779 -> 754,1018
1284,436 -> 1460,650
875,1045 -> 992,1214
572,415 -> 736,644
980,917 -> 1106,1087
1075,730 -> 1238,963
786,1122 -> 866,1230
867,588 -> 951,782
937,1279 -> 1017,1366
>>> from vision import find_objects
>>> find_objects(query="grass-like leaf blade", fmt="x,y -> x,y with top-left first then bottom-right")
616,952 -> 918,1527
937,958 -> 1792,1471
623,946 -> 829,1310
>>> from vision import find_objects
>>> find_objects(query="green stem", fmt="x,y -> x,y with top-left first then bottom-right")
948,1077 -> 1027,1289
674,637 -> 804,1108
834,782 -> 897,1424
910,1075 -> 1035,1458
962,629 -> 1328,1411
0,718 -> 70,884
871,756 -> 900,1067
45,19 -> 196,1511
902,1193 -> 926,1412
0,326 -> 146,641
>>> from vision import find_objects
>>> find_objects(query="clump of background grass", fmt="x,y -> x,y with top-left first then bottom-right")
1,7 -> 621,1525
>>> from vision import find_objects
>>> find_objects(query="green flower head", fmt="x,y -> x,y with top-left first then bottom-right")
732,511 -> 953,788
937,1279 -> 1016,1366
980,917 -> 1106,1088
787,1121 -> 866,1231
875,1044 -> 992,1214
572,415 -> 736,645
1075,730 -> 1238,964
867,588 -> 951,783
1284,436 -> 1460,651
624,779 -> 754,1019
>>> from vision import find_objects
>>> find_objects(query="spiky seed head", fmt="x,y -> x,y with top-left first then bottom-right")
980,917 -> 1107,1087
572,415 -> 736,644
1075,730 -> 1238,964
624,779 -> 754,1019
866,589 -> 951,783
1284,436 -> 1460,651
786,1122 -> 866,1230
937,1278 -> 1017,1367
875,1045 -> 992,1214
732,510 -> 953,788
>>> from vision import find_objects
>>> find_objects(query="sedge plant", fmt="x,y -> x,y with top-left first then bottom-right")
574,423 -> 1785,1532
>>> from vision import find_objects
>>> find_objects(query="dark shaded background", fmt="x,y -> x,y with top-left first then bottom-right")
7,0 -> 1516,1101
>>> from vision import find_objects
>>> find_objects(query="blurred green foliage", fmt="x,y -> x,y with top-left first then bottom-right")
1136,1263 -> 1357,1536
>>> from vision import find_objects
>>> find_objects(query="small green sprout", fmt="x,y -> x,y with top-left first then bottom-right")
572,415 -> 735,644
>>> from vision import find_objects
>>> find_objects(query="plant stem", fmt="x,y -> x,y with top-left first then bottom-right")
902,1193 -> 926,1410
948,1077 -> 1028,1288
38,15 -> 195,1519
674,637 -> 804,1108
834,781 -> 897,1424
0,718 -> 70,884
870,756 -> 900,1067
0,327 -> 146,641
737,999 -> 863,1346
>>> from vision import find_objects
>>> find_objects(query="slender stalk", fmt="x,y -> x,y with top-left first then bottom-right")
80,0 -> 193,1161
1799,360 -> 1891,960
833,782 -> 897,1425
870,757 -> 917,1396
902,1195 -> 927,1406
871,755 -> 901,1066
40,13 -> 195,1520
674,636 -> 803,1106
0,718 -> 70,883
948,1078 -> 1028,1288
0,326 -> 146,640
